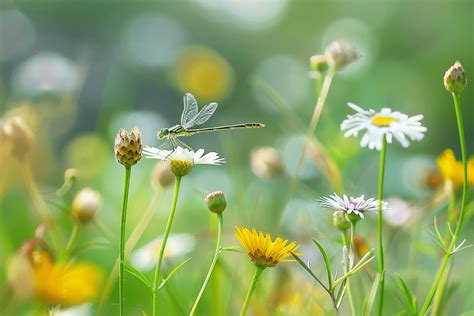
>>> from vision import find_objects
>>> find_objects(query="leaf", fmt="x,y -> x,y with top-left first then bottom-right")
312,239 -> 334,289
395,273 -> 417,315
124,262 -> 153,290
433,216 -> 446,247
291,252 -> 329,292
361,273 -> 379,316
219,246 -> 244,253
333,250 -> 375,288
158,258 -> 192,290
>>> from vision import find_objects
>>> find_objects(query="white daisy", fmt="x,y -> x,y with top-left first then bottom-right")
318,193 -> 389,220
143,146 -> 225,176
130,233 -> 196,272
340,103 -> 427,150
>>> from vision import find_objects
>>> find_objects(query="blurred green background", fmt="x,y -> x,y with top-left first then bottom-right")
0,0 -> 473,315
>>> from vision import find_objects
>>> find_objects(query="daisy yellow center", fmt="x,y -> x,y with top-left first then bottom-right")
371,115 -> 398,127
170,159 -> 193,177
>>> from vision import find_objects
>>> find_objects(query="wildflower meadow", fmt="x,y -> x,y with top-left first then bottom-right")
0,1 -> 473,315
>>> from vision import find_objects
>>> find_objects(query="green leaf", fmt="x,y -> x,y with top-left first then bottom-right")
124,262 -> 153,290
220,246 -> 243,253
312,239 -> 334,290
433,216 -> 446,247
158,257 -> 192,290
333,250 -> 375,288
361,273 -> 379,316
291,252 -> 329,292
395,273 -> 417,315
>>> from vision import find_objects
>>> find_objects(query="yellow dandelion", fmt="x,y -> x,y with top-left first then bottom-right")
437,149 -> 474,187
235,226 -> 301,268
32,250 -> 102,307
174,46 -> 234,101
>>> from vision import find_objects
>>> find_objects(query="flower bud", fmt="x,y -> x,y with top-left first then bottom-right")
152,160 -> 175,188
71,188 -> 102,224
444,61 -> 467,94
114,127 -> 142,167
310,55 -> 329,72
251,146 -> 284,179
333,210 -> 350,231
324,40 -> 359,70
3,116 -> 35,160
205,191 -> 227,213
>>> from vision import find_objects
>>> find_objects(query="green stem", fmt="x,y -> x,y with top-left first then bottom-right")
341,229 -> 356,316
420,93 -> 468,314
189,213 -> 224,315
119,166 -> 132,316
240,265 -> 265,316
63,223 -> 81,260
152,176 -> 182,316
377,136 -> 387,316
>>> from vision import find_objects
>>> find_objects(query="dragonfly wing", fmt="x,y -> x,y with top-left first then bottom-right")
181,93 -> 199,126
184,102 -> 218,128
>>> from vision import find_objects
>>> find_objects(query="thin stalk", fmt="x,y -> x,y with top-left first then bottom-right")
119,166 -> 132,316
287,65 -> 336,199
63,223 -> 81,260
189,213 -> 224,315
377,136 -> 387,316
20,161 -> 64,254
152,176 -> 182,316
341,230 -> 356,316
94,218 -> 117,244
240,265 -> 265,316
420,93 -> 468,314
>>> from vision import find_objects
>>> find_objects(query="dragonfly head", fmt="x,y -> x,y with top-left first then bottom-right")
158,128 -> 169,139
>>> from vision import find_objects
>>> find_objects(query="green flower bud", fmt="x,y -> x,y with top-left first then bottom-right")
205,191 -> 227,213
333,210 -> 350,231
444,61 -> 467,95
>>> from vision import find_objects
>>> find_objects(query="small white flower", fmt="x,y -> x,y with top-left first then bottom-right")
340,103 -> 427,150
130,233 -> 196,272
143,146 -> 225,165
318,193 -> 389,219
143,145 -> 224,176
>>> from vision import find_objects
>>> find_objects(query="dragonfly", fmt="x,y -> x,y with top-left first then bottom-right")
157,93 -> 265,150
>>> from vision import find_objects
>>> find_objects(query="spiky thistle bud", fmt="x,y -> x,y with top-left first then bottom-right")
250,146 -> 284,180
114,127 -> 142,167
444,61 -> 467,95
71,188 -> 102,224
325,40 -> 359,70
3,116 -> 35,160
152,161 -> 175,188
333,210 -> 351,231
205,191 -> 227,213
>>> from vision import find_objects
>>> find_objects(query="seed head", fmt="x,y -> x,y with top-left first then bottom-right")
325,40 -> 359,70
71,188 -> 102,224
333,210 -> 351,231
3,116 -> 35,160
251,146 -> 284,179
444,61 -> 467,95
205,191 -> 227,213
114,127 -> 142,167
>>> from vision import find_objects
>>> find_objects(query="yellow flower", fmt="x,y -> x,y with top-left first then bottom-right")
235,226 -> 301,268
437,149 -> 474,187
32,250 -> 102,307
174,46 -> 234,101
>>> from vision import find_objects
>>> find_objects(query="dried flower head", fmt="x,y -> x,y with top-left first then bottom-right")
444,61 -> 467,94
325,40 -> 359,69
114,127 -> 142,167
251,146 -> 285,179
235,226 -> 301,268
152,160 -> 175,188
71,188 -> 102,224
205,191 -> 227,213
3,116 -> 35,160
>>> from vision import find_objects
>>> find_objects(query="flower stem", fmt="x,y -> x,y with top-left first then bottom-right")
63,223 -> 81,260
189,212 -> 224,315
420,93 -> 468,314
240,265 -> 265,316
377,135 -> 387,316
152,176 -> 182,316
341,229 -> 356,316
119,166 -> 132,316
